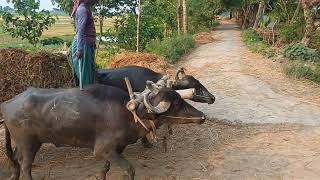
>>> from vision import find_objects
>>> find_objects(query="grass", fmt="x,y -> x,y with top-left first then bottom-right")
241,28 -> 320,84
145,34 -> 195,64
0,16 -> 114,51
241,28 -> 276,58
284,62 -> 320,84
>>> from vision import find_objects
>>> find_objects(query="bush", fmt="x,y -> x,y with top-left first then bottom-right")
285,63 -> 320,84
310,30 -> 320,51
40,37 -> 65,46
242,28 -> 262,43
279,22 -> 304,43
242,29 -> 276,58
146,34 -> 195,63
114,14 -> 164,51
284,43 -> 320,62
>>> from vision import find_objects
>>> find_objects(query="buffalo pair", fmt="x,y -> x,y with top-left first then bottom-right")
1,66 -> 215,180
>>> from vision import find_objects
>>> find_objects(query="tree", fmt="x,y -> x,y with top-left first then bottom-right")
291,0 -> 302,23
253,0 -> 266,29
177,0 -> 182,34
51,0 -> 73,15
301,0 -> 320,46
188,0 -> 223,33
1,0 -> 56,45
182,0 -> 187,33
136,0 -> 141,52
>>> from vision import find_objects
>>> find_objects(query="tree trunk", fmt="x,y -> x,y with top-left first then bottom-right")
230,8 -> 233,19
301,1 -> 317,46
253,1 -> 266,30
177,0 -> 181,34
136,0 -> 141,52
242,7 -> 250,29
291,0 -> 302,23
182,0 -> 187,34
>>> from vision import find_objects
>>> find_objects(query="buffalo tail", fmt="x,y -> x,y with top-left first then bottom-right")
4,124 -> 15,167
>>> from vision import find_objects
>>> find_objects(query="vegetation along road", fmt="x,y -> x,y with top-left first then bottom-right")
2,20 -> 320,180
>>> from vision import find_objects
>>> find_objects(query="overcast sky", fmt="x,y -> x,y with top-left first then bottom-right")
0,0 -> 58,10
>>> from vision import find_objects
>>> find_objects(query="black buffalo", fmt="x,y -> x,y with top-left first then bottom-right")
95,66 -> 215,148
1,83 -> 205,180
95,66 -> 215,104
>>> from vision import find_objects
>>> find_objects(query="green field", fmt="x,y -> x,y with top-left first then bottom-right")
0,16 -> 114,51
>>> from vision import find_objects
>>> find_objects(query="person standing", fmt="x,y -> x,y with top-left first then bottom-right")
71,0 -> 98,87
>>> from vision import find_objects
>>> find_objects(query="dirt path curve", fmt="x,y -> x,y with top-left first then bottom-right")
1,21 -> 320,180
181,20 -> 320,125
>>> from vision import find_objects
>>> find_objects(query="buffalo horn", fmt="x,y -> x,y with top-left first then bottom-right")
176,88 -> 195,99
175,67 -> 186,80
143,91 -> 171,114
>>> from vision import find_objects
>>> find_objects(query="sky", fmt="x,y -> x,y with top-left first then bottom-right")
0,0 -> 58,10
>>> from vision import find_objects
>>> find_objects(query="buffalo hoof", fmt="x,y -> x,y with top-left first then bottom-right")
141,138 -> 153,148
10,175 -> 19,180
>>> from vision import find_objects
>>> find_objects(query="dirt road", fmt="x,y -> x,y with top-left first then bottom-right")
1,21 -> 320,180
182,21 -> 320,125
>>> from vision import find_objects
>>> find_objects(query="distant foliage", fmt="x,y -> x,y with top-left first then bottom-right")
113,14 -> 164,51
1,0 -> 56,45
40,37 -> 64,46
269,0 -> 298,23
284,43 -> 320,62
188,0 -> 223,33
146,34 -> 195,63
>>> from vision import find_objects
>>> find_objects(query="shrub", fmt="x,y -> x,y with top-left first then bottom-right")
284,43 -> 320,62
114,15 -> 164,51
40,37 -> 65,46
146,34 -> 195,63
242,28 -> 262,44
242,29 -> 276,58
310,30 -> 320,51
285,63 -> 320,84
279,22 -> 304,43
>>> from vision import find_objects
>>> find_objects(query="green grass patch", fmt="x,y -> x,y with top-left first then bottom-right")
284,62 -> 320,84
145,34 -> 195,64
0,33 -> 74,52
242,28 -> 276,58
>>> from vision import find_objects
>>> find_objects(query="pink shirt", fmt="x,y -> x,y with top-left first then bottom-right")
76,3 -> 96,50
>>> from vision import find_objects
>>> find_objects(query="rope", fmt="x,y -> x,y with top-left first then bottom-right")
160,115 -> 204,120
125,78 -> 150,131
0,119 -> 4,128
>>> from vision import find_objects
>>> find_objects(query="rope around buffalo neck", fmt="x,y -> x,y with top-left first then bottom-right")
0,119 -> 4,128
160,115 -> 203,120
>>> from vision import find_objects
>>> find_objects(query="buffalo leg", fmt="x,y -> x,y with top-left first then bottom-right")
93,140 -> 113,180
109,152 -> 135,180
162,124 -> 173,153
19,140 -> 41,180
100,161 -> 110,180
141,137 -> 153,148
168,124 -> 173,135
10,147 -> 21,180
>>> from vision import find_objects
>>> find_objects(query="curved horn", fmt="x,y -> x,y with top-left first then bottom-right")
176,67 -> 186,80
155,75 -> 169,88
176,88 -> 195,99
143,91 -> 171,114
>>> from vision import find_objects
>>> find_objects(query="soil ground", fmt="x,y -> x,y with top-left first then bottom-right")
1,20 -> 320,180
